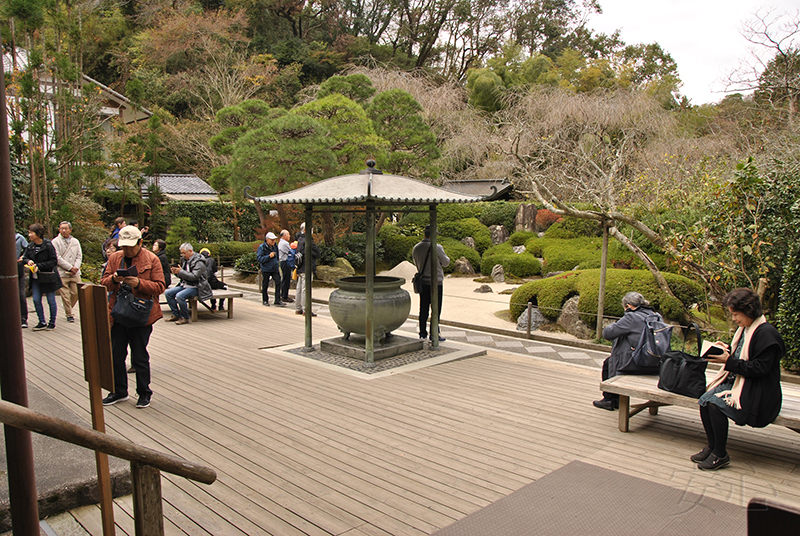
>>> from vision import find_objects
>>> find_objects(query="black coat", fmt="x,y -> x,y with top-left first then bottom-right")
602,305 -> 661,377
296,233 -> 320,272
156,250 -> 171,288
724,322 -> 784,428
22,238 -> 63,293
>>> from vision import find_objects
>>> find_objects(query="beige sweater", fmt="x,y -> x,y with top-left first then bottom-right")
52,234 -> 82,278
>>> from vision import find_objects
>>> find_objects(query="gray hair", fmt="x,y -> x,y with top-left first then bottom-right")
622,292 -> 649,309
280,229 -> 289,238
59,221 -> 72,229
179,242 -> 194,252
299,222 -> 306,232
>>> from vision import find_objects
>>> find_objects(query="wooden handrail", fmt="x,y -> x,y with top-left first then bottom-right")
0,399 -> 216,485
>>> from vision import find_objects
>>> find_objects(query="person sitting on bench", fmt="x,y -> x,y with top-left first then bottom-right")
693,288 -> 784,471
594,292 -> 662,411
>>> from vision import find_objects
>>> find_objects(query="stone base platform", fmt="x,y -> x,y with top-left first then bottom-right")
320,334 -> 423,361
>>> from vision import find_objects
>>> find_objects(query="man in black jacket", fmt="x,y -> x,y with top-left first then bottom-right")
152,239 -> 171,289
295,223 -> 320,317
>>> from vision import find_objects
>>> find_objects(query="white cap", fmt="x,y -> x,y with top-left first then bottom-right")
117,226 -> 142,247
265,232 -> 277,240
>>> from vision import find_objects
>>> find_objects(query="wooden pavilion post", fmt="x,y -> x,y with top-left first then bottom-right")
365,201 -> 376,366
304,205 -> 313,349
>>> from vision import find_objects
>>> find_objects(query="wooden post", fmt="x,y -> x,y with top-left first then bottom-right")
131,462 -> 164,536
304,205 -> 313,349
78,284 -> 116,536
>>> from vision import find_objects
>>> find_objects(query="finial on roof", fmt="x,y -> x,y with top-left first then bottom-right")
360,159 -> 383,175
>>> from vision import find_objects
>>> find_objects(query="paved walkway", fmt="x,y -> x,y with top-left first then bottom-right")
224,279 -> 610,370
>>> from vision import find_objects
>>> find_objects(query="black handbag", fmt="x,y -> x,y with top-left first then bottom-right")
412,246 -> 431,294
36,271 -> 58,284
657,323 -> 708,398
111,283 -> 153,327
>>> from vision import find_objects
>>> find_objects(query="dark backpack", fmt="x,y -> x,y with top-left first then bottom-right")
617,313 -> 673,374
632,314 -> 673,369
286,248 -> 297,269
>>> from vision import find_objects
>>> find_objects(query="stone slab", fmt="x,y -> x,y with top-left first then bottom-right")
320,334 -> 424,361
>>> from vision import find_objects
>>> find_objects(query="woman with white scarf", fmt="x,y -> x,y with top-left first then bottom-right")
693,288 -> 784,471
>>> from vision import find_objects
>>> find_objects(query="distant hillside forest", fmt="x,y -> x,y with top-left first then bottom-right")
3,1 -> 800,312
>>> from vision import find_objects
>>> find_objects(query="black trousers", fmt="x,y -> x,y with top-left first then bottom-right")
261,270 -> 281,304
280,261 -> 292,299
111,323 -> 153,397
419,282 -> 443,338
600,357 -> 620,402
18,263 -> 28,323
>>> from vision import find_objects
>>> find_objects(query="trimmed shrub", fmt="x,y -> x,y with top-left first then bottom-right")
509,269 -> 703,327
439,217 -> 491,254
437,203 -> 484,222
165,201 -> 261,242
479,201 -> 520,231
525,236 -> 668,272
535,208 -> 561,231
234,251 -> 259,273
544,217 -> 603,239
439,237 -> 481,273
509,231 -> 537,247
379,225 -> 421,267
481,242 -> 542,277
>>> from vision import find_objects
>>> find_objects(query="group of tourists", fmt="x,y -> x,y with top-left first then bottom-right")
258,223 -> 319,317
595,288 -> 784,472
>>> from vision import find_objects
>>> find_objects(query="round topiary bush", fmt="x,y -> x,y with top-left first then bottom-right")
481,242 -> 543,276
234,251 -> 259,273
509,231 -> 537,247
479,201 -> 520,231
509,268 -> 703,327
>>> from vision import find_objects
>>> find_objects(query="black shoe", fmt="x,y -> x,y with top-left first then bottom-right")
67,316 -> 74,323
32,323 -> 47,331
263,301 -> 270,306
102,393 -> 129,406
127,366 -> 135,373
690,446 -> 713,463
283,297 -> 294,303
136,395 -> 151,409
219,305 -> 225,311
697,452 -> 730,471
274,302 -> 286,307
46,323 -> 55,331
21,322 -> 28,329
593,399 -> 617,411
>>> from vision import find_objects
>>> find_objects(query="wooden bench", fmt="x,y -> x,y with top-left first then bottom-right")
187,290 -> 243,322
600,374 -> 800,434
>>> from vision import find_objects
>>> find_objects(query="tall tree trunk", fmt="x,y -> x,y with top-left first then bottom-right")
322,210 -> 335,247
607,226 -> 676,299
275,205 -> 289,231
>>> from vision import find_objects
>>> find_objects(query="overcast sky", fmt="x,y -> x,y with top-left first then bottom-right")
587,0 -> 798,105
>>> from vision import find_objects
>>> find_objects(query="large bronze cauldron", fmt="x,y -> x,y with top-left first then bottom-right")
329,276 -> 411,341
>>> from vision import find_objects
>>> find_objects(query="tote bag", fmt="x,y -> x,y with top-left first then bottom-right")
657,323 -> 708,398
111,284 -> 153,327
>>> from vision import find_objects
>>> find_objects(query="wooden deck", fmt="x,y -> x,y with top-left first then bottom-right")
18,298 -> 800,535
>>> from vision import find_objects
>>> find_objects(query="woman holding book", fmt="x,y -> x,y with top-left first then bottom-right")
693,288 -> 784,471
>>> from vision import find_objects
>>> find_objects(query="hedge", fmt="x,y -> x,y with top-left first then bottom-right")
478,201 -> 520,231
379,225 -> 421,267
778,243 -> 800,370
166,240 -> 259,264
398,201 -> 520,232
164,201 -> 261,243
509,268 -> 704,327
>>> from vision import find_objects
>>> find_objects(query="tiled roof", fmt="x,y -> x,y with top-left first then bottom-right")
144,174 -> 217,195
249,172 -> 485,206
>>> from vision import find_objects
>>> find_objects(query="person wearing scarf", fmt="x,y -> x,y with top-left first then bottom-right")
693,288 -> 784,471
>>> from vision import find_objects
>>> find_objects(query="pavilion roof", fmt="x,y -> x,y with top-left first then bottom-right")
248,171 -> 485,206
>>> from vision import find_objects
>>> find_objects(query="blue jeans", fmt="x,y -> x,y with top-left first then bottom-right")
31,280 -> 57,326
164,285 -> 198,319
